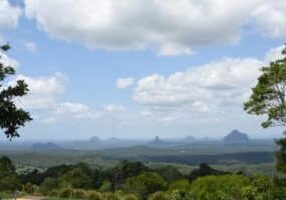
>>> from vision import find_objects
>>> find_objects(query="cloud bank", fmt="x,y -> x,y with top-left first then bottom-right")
24,0 -> 286,55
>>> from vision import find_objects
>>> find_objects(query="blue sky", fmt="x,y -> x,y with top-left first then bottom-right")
1,0 -> 286,140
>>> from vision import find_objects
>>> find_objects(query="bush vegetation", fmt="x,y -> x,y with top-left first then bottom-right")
1,156 -> 286,200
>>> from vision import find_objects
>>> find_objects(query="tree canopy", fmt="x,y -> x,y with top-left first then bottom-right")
244,45 -> 286,172
244,45 -> 286,128
0,44 -> 32,139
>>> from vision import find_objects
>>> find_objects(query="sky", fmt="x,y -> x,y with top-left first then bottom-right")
1,0 -> 286,140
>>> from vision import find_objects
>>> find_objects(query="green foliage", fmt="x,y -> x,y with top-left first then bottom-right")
123,194 -> 138,200
22,182 -> 39,195
156,166 -> 183,182
148,191 -> 168,200
0,44 -> 32,139
270,187 -> 286,199
61,167 -> 92,189
250,175 -> 273,193
88,191 -> 103,200
104,192 -> 122,200
3,157 -> 286,199
169,179 -> 191,191
244,45 -> 286,173
241,185 -> 259,200
189,163 -> 228,181
0,156 -> 20,190
190,175 -> 249,200
275,134 -> 286,172
168,190 -> 192,200
40,178 -> 60,195
99,181 -> 112,192
73,189 -> 87,199
124,172 -> 167,199
109,160 -> 149,191
58,187 -> 73,198
244,45 -> 286,128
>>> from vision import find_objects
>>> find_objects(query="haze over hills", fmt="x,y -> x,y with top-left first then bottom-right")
0,129 -> 277,152
32,142 -> 64,151
0,129 -> 278,171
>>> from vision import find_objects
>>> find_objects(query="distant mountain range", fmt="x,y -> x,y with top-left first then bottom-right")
0,129 -> 274,151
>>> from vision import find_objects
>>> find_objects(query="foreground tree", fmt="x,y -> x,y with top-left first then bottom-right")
244,45 -> 286,172
0,44 -> 32,140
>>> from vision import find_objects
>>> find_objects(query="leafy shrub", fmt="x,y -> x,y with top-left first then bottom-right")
168,189 -> 192,200
99,181 -> 112,192
124,172 -> 167,198
40,178 -> 59,195
148,191 -> 168,200
104,192 -> 122,200
22,182 -> 35,194
241,185 -> 258,200
169,190 -> 182,200
73,189 -> 87,198
250,175 -> 273,192
123,194 -> 138,200
59,187 -> 73,198
190,175 -> 249,200
270,187 -> 286,199
61,167 -> 92,189
156,166 -> 183,182
88,191 -> 103,200
49,190 -> 59,197
169,179 -> 191,193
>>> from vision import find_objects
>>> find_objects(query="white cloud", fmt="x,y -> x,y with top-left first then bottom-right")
158,43 -> 194,56
54,102 -> 97,120
134,46 -> 284,119
104,104 -> 125,112
264,45 -> 285,62
0,0 -> 21,30
116,78 -> 134,89
0,52 -> 19,68
252,1 -> 286,38
23,0 -> 286,55
12,72 -> 67,109
24,41 -> 37,52
42,103 -> 126,123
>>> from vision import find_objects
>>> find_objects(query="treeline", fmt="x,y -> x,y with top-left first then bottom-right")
1,156 -> 286,200
137,151 -> 274,165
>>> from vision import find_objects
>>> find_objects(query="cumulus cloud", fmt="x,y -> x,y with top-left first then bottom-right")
264,45 -> 285,62
42,103 -> 126,123
134,46 -> 283,119
0,52 -> 19,68
252,1 -> 286,38
0,0 -> 21,30
116,78 -> 134,89
54,102 -> 97,120
11,72 -> 67,109
23,0 -> 286,55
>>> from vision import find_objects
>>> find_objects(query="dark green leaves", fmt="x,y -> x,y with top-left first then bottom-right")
244,45 -> 286,128
0,44 -> 32,140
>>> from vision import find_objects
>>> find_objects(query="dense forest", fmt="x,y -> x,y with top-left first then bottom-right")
1,156 -> 286,200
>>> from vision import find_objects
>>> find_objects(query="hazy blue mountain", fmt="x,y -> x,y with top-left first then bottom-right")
89,136 -> 103,144
149,136 -> 167,146
223,130 -> 250,144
